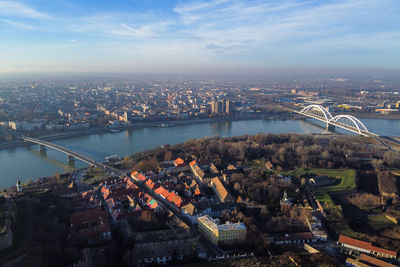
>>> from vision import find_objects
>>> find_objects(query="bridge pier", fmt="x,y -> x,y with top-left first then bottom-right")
39,145 -> 47,156
326,124 -> 335,132
67,155 -> 76,168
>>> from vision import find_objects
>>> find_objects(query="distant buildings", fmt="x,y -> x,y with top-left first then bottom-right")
210,100 -> 233,115
197,215 -> 246,245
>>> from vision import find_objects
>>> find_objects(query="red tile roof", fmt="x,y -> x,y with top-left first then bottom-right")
167,191 -> 176,202
338,235 -> 397,257
194,186 -> 201,195
155,186 -> 170,199
131,171 -> 146,181
71,208 -> 108,227
145,179 -> 155,189
359,254 -> 397,267
126,179 -> 138,189
174,157 -> 185,166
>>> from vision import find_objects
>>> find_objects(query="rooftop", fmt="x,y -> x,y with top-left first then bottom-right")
338,235 -> 397,257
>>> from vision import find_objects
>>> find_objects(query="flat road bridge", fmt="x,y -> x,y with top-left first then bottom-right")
22,136 -> 109,170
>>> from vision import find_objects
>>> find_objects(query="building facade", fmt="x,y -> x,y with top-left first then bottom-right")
198,215 -> 246,245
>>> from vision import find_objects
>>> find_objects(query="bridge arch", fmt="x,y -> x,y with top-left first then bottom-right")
300,105 -> 333,122
329,115 -> 369,134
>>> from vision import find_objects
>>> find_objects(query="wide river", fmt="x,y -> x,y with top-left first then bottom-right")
0,118 -> 399,189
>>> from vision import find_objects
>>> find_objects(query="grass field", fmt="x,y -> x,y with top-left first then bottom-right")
268,165 -> 360,237
276,168 -> 356,205
366,214 -> 395,231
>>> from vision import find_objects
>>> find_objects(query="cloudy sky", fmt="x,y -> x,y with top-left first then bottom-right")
0,0 -> 399,73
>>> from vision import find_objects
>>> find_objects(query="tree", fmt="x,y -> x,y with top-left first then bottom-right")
348,193 -> 381,210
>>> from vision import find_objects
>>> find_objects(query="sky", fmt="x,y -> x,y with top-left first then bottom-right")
0,0 -> 399,74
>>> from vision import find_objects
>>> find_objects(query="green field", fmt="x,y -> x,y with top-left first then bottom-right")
276,168 -> 356,205
366,214 -> 395,231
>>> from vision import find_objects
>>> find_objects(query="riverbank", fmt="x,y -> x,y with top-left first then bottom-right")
346,112 -> 400,120
0,113 -> 290,151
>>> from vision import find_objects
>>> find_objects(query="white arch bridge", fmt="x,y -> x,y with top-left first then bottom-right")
293,104 -> 377,137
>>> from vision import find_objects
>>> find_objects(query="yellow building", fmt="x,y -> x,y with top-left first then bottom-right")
198,215 -> 246,245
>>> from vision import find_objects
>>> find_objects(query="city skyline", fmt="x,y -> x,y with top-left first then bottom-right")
0,0 -> 400,73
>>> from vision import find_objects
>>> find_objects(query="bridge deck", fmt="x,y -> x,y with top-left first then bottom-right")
293,110 -> 377,137
23,137 -> 102,167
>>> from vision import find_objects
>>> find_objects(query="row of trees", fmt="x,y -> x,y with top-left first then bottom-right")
377,170 -> 399,196
135,133 -> 384,171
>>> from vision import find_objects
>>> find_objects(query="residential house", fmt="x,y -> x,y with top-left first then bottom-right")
211,177 -> 233,202
70,209 -> 111,244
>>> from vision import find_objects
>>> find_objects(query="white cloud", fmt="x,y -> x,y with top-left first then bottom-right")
0,18 -> 36,29
0,1 -> 49,19
1,0 -> 399,71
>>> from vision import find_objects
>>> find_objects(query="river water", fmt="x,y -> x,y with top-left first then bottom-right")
0,118 -> 398,189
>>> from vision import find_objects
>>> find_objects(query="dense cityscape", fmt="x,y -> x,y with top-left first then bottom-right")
1,0 -> 400,266
0,75 -> 399,266
1,75 -> 400,146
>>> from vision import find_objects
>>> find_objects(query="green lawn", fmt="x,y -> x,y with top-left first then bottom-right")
275,168 -> 356,205
332,221 -> 357,237
366,214 -> 395,231
271,167 -> 359,237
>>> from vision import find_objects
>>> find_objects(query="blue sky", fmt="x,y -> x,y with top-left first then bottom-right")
0,0 -> 399,73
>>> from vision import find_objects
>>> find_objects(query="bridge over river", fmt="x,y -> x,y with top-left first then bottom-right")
293,104 -> 377,137
292,104 -> 399,149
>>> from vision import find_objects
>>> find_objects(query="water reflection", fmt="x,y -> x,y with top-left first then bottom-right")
0,118 -> 398,189
211,120 -> 232,135
26,146 -> 70,170
68,158 -> 76,169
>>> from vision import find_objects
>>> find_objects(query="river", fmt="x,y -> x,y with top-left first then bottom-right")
0,118 -> 398,189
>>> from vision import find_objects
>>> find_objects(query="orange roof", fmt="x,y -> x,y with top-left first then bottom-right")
137,174 -> 147,181
126,179 -> 138,189
155,187 -> 170,199
194,186 -> 201,195
359,254 -> 397,267
131,171 -> 139,177
165,191 -> 182,207
82,190 -> 93,198
145,179 -> 155,189
189,160 -> 197,166
166,191 -> 176,202
154,187 -> 164,194
174,157 -> 184,165
173,196 -> 182,207
172,195 -> 182,207
338,235 -> 397,257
